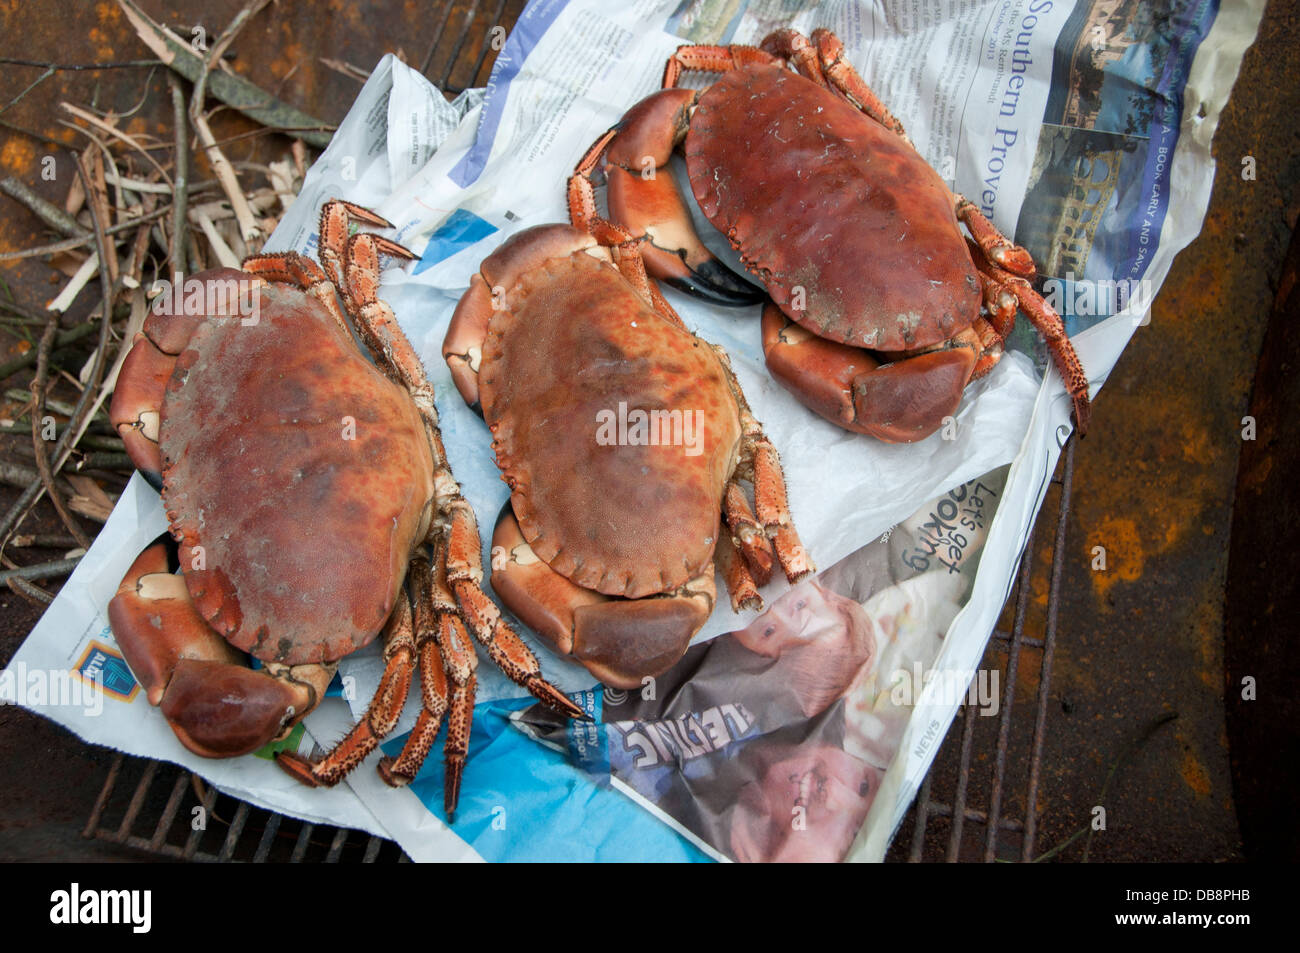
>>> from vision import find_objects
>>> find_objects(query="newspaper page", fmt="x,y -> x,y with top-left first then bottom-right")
8,0 -> 1264,861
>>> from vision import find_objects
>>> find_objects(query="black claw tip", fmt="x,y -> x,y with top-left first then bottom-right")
665,259 -> 767,307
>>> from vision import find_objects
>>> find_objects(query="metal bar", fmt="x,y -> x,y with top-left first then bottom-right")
992,629 -> 1045,649
945,703 -> 979,861
115,759 -> 157,840
439,0 -> 484,90
289,821 -> 315,862
468,0 -> 511,86
148,772 -> 188,852
924,803 -> 1025,831
217,801 -> 251,863
181,779 -> 217,860
363,834 -> 384,863
326,826 -> 350,863
1022,439 -> 1075,859
983,533 -> 1036,862
82,752 -> 123,838
419,1 -> 460,77
252,811 -> 281,863
907,773 -> 934,861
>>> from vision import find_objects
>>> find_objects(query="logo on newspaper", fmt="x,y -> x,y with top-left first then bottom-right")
74,639 -> 139,702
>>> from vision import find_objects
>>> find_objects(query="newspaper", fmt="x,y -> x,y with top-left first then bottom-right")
6,0 -> 1263,861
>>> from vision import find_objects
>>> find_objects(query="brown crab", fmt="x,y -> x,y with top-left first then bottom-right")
568,28 -> 1091,443
107,199 -> 580,815
443,220 -> 814,688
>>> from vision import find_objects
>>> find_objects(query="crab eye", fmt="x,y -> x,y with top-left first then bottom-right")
763,625 -> 776,639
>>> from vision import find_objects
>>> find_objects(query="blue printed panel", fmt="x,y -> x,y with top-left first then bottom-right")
413,209 -> 499,274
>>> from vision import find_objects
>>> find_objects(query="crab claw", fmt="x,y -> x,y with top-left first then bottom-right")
572,87 -> 766,308
488,506 -> 710,689
571,597 -> 710,690
160,660 -> 309,758
109,540 -> 321,759
661,256 -> 767,307
762,303 -> 976,442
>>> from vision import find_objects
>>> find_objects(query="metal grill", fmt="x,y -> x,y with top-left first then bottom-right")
420,0 -> 526,97
887,439 -> 1076,862
83,752 -> 409,862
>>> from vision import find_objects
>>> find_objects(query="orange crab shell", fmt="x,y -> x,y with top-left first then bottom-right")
156,275 -> 435,666
477,246 -> 743,600
685,65 -> 983,353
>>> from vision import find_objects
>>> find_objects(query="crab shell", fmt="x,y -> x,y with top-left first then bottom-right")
479,243 -> 742,600
686,65 -> 982,352
125,270 -> 435,667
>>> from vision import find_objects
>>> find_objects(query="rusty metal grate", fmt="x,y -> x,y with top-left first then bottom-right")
888,439 -> 1076,862
421,0 -> 525,97
83,752 -> 408,862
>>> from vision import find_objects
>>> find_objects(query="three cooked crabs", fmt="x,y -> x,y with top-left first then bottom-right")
105,28 -> 1091,815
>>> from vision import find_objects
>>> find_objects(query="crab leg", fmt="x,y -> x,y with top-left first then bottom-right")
241,250 -> 354,339
764,28 -> 912,142
980,258 -> 1093,434
710,344 -> 815,583
716,532 -> 761,612
440,497 -> 583,714
956,198 -> 1036,278
724,483 -> 775,586
758,28 -> 830,89
379,555 -> 478,818
661,42 -> 780,88
276,592 -> 417,787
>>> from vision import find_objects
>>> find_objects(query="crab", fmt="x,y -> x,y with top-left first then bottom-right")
106,199 -> 581,816
567,28 -> 1091,443
442,219 -> 814,688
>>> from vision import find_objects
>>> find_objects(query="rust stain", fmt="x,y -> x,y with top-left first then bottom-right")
0,138 -> 38,176
1179,746 -> 1212,798
88,26 -> 115,60
1087,515 -> 1143,601
95,0 -> 122,24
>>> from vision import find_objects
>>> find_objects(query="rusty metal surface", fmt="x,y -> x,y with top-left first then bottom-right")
1,0 -> 1297,862
887,442 -> 1075,862
1224,213 -> 1300,862
968,3 -> 1298,862
83,751 -> 409,861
